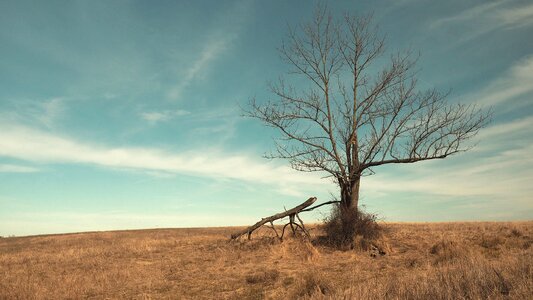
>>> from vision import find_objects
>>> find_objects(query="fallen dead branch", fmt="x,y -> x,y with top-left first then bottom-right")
301,200 -> 340,212
230,197 -> 341,240
230,197 -> 318,240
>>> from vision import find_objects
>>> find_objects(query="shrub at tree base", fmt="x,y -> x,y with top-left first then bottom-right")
322,205 -> 382,250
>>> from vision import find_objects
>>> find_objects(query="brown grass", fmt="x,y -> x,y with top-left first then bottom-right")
1,222 -> 532,299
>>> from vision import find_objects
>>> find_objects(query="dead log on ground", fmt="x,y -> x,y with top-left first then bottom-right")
230,197 -> 317,240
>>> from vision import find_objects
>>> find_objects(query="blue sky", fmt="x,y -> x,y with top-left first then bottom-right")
1,0 -> 532,236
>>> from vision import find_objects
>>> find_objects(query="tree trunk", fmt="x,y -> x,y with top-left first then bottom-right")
340,178 -> 360,214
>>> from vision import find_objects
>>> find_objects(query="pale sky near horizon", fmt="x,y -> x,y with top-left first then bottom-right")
1,0 -> 532,236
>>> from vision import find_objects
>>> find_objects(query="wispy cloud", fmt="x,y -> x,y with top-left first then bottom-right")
0,122 -> 327,194
0,97 -> 66,128
39,97 -> 65,127
166,1 -> 252,100
0,164 -> 40,173
167,36 -> 231,100
430,1 -> 533,43
140,109 -> 190,123
463,55 -> 533,108
476,115 -> 533,141
500,2 -> 533,28
430,1 -> 506,29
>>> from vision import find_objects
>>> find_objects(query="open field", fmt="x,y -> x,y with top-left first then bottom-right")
1,222 -> 532,299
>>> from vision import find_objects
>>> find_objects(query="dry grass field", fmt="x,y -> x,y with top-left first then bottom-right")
1,222 -> 532,299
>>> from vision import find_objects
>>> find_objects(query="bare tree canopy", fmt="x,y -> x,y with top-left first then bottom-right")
245,6 -> 491,212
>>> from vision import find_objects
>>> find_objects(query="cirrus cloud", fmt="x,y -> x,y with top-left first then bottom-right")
0,121 -> 327,195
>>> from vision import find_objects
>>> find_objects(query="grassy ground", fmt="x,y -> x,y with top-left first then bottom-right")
1,222 -> 531,299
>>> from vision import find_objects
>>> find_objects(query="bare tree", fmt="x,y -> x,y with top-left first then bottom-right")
245,7 -> 491,216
